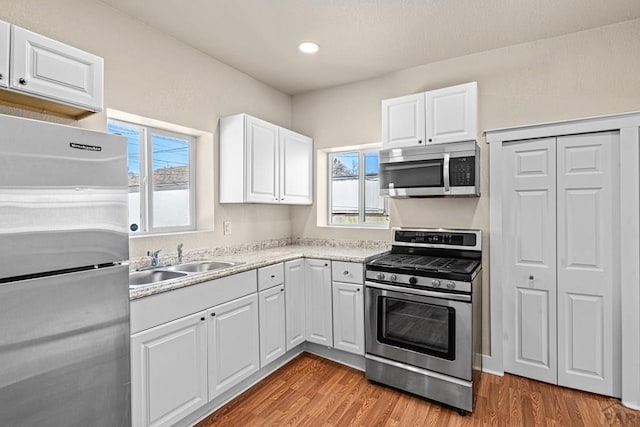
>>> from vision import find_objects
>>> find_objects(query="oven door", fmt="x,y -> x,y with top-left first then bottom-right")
365,281 -> 472,381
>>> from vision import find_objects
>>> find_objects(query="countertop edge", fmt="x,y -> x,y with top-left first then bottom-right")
129,246 -> 388,301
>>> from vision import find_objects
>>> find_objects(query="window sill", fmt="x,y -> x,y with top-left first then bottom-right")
317,224 -> 390,230
129,229 -> 213,239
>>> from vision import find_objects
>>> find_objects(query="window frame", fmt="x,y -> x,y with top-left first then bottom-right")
107,118 -> 196,235
328,149 -> 389,228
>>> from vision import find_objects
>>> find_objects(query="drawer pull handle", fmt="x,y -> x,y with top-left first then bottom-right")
211,313 -> 216,317
200,317 -> 205,321
343,270 -> 349,275
271,275 -> 275,278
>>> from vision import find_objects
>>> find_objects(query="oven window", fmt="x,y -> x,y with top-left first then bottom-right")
378,297 -> 456,360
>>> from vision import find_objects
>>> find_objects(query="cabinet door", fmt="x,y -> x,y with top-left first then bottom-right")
131,312 -> 207,427
332,281 -> 364,355
10,25 -> 103,111
305,259 -> 333,346
425,82 -> 477,144
245,116 -> 279,203
382,93 -> 426,149
207,294 -> 259,400
0,21 -> 9,88
258,285 -> 286,367
556,132 -> 620,397
284,259 -> 306,351
279,128 -> 312,204
503,137 -> 558,384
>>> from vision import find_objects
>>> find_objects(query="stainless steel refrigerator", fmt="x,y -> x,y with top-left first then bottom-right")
0,114 -> 130,426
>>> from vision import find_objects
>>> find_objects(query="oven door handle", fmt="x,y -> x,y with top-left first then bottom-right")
365,281 -> 471,302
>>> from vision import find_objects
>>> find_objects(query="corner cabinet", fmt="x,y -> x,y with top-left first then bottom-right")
0,20 -> 103,118
382,82 -> 477,149
220,113 -> 313,205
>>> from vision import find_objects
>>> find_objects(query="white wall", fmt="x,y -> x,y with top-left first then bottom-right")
291,18 -> 640,352
0,0 -> 294,258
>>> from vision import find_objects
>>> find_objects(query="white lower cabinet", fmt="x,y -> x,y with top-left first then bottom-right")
305,259 -> 333,346
284,259 -> 306,350
258,284 -> 286,367
131,312 -> 208,427
207,293 -> 260,400
332,281 -> 364,355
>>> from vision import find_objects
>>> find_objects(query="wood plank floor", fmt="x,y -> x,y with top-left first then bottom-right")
195,353 -> 639,426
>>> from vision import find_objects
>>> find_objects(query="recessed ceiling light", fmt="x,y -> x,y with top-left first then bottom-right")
298,41 -> 320,54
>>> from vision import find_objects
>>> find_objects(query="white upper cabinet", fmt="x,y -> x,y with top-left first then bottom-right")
382,93 -> 426,148
279,128 -> 313,204
0,21 -> 9,89
382,82 -> 478,149
425,82 -> 477,145
220,113 -> 313,205
10,25 -> 103,112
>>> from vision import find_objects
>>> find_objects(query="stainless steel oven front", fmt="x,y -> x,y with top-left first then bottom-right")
365,282 -> 472,381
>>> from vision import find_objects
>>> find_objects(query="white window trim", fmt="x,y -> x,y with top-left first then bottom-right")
328,149 -> 389,228
107,118 -> 196,235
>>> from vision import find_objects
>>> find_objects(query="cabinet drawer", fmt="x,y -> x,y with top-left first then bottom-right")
258,262 -> 284,291
331,261 -> 363,284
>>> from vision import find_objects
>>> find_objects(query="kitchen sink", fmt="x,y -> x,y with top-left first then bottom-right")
166,260 -> 242,273
129,270 -> 188,288
129,260 -> 244,289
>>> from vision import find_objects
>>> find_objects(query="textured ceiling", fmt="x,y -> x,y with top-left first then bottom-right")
99,0 -> 640,95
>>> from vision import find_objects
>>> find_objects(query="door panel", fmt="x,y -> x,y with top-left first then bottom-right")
279,128 -> 312,204
245,117 -> 278,203
557,132 -> 620,397
284,259 -> 306,351
305,259 -> 333,346
10,25 -> 103,111
503,138 -> 557,384
382,93 -> 425,148
207,294 -> 259,400
131,311 -> 206,427
258,286 -> 286,367
516,288 -> 551,367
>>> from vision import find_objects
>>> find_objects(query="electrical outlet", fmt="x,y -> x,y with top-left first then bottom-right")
223,221 -> 232,235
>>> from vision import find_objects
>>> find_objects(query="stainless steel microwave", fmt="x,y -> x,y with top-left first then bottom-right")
379,141 -> 480,197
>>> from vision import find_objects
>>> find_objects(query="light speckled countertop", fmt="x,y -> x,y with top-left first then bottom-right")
129,244 -> 389,301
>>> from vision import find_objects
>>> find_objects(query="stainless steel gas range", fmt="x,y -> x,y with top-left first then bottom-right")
364,227 -> 482,414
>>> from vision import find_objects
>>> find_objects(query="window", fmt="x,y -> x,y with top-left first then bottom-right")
329,150 -> 389,226
107,119 -> 195,234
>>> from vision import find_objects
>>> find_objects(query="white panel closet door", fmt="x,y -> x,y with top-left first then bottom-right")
503,138 -> 558,384
556,132 -> 621,397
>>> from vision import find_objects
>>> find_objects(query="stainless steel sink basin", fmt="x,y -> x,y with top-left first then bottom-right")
129,270 -> 188,288
166,260 -> 241,273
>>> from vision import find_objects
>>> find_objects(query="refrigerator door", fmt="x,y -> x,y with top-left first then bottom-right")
0,115 -> 128,279
0,264 -> 130,427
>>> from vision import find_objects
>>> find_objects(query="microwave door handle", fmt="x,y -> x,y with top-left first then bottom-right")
443,153 -> 450,193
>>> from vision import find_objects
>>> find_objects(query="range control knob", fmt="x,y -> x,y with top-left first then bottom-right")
446,281 -> 456,290
389,274 -> 397,282
409,277 -> 417,285
431,279 -> 441,288
376,273 -> 386,281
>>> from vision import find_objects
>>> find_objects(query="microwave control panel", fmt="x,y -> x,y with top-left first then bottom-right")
449,156 -> 475,186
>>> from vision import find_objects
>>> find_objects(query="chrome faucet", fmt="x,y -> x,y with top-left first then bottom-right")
147,249 -> 162,267
177,243 -> 184,264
